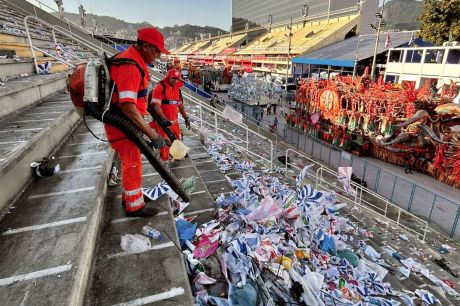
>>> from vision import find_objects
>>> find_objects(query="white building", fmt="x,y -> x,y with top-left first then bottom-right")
384,44 -> 460,93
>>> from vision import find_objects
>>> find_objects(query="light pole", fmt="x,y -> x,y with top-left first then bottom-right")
302,4 -> 309,26
352,38 -> 362,78
285,18 -> 293,93
327,0 -> 331,22
370,0 -> 386,79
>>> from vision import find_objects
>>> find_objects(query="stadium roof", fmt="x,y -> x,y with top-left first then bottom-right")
292,31 -> 418,67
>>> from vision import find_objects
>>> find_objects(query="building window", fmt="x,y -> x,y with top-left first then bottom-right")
389,50 -> 403,62
406,50 -> 423,63
446,49 -> 460,64
424,49 -> 444,63
385,75 -> 397,83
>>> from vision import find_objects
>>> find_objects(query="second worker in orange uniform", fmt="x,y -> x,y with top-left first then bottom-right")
149,69 -> 191,164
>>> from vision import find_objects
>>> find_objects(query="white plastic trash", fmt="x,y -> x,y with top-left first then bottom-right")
120,234 -> 151,253
169,140 -> 190,160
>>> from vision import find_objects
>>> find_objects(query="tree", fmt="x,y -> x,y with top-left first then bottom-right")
418,0 -> 460,45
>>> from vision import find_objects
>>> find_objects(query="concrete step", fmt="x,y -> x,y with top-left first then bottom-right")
0,57 -> 70,79
0,119 -> 113,305
0,58 -> 35,78
0,91 -> 80,211
0,72 -> 67,119
0,31 -> 91,54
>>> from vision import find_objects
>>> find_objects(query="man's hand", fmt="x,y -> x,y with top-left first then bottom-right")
162,118 -> 172,127
150,136 -> 166,149
184,116 -> 191,130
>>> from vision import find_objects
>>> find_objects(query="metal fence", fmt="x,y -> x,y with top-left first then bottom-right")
281,125 -> 460,239
284,149 -> 430,241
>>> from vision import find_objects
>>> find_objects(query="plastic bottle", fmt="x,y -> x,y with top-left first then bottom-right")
142,226 -> 163,240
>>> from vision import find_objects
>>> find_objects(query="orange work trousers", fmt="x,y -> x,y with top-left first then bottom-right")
110,138 -> 145,212
149,120 -> 181,161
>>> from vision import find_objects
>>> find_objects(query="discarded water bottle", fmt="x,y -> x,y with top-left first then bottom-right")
142,226 -> 163,240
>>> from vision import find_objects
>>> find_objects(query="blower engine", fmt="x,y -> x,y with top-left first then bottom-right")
68,59 -> 190,203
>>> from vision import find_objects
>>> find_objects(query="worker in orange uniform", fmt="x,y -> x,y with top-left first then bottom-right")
149,69 -> 191,164
104,27 -> 169,218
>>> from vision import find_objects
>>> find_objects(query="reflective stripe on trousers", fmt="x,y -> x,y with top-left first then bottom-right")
111,138 -> 145,212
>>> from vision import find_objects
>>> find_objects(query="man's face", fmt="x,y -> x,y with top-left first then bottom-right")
141,43 -> 161,64
168,77 -> 179,86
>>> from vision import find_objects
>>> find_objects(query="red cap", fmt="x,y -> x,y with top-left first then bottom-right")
166,69 -> 183,87
137,27 -> 169,55
166,69 -> 181,79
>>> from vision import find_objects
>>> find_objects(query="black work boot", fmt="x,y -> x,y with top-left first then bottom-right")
126,205 -> 160,218
121,196 -> 152,209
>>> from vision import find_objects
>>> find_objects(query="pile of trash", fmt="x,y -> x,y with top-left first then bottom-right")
174,135 -> 458,306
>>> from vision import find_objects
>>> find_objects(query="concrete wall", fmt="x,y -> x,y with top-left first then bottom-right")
0,110 -> 80,212
0,74 -> 67,119
0,59 -> 35,78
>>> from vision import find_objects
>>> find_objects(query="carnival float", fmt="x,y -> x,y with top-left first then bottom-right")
228,73 -> 285,105
289,71 -> 460,188
178,61 -> 233,91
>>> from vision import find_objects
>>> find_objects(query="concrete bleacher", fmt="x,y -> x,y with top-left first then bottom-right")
174,39 -> 212,56
236,13 -> 360,56
199,33 -> 247,55
0,2 -> 118,305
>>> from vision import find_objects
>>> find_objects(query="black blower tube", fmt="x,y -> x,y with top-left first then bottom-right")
147,105 -> 177,143
86,103 -> 190,203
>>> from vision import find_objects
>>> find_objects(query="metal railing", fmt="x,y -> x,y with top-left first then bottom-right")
284,148 -> 430,241
54,25 -> 112,55
180,88 -> 274,169
23,15 -> 120,73
24,15 -> 78,72
282,125 -> 460,239
31,0 -> 88,33
30,0 -> 121,50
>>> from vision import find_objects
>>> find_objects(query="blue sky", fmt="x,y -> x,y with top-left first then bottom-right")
32,0 -> 232,30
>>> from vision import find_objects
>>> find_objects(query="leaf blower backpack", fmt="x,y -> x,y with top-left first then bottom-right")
68,55 -> 190,202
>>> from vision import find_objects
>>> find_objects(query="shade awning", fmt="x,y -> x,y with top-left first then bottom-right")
292,31 -> 419,67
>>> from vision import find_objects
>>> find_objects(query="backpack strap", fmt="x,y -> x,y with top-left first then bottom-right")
149,80 -> 182,105
108,57 -> 145,80
107,55 -> 149,103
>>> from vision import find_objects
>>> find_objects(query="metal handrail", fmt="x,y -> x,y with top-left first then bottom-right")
179,88 -> 274,168
284,148 -> 429,241
54,24 -> 114,55
31,45 -> 76,69
30,0 -> 93,34
184,98 -> 273,168
24,15 -> 101,53
182,89 -> 275,165
23,15 -> 103,73
284,123 -> 460,207
182,90 -> 250,145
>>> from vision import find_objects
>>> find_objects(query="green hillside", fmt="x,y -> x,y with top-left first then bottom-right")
382,0 -> 423,30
